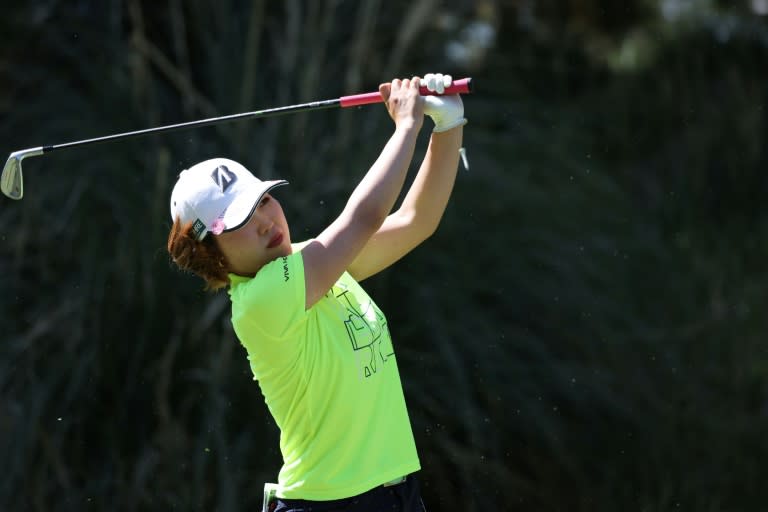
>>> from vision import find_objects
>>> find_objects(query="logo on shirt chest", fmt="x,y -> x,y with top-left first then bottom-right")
282,257 -> 289,281
329,283 -> 393,378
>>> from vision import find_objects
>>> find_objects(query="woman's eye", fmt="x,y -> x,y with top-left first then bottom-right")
259,196 -> 270,207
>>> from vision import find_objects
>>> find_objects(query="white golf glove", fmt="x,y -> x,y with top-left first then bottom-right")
422,73 -> 467,133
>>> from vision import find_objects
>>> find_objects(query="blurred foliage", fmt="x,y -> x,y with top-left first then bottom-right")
1,0 -> 767,511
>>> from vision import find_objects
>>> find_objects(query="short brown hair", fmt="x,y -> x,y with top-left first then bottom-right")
167,218 -> 230,290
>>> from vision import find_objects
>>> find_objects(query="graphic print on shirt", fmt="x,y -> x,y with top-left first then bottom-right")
330,282 -> 394,378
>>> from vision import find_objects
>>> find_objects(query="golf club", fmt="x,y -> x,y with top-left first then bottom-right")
1,78 -> 473,200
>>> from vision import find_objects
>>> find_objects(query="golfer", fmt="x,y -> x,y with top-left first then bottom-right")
167,74 -> 465,512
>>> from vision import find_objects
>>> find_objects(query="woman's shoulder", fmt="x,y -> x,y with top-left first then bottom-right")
291,240 -> 312,252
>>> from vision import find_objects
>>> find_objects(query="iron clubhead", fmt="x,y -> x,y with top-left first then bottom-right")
1,148 -> 43,200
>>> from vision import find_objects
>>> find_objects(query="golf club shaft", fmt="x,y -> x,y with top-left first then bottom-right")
2,78 -> 473,200
43,78 -> 473,154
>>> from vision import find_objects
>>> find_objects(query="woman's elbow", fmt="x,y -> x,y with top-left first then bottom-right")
350,205 -> 389,235
414,212 -> 443,241
396,208 -> 442,244
424,216 -> 443,239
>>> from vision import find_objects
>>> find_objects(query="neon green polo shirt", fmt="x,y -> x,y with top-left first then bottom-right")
227,247 -> 420,500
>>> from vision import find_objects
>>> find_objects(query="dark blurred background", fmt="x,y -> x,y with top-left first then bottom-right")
1,1 -> 767,510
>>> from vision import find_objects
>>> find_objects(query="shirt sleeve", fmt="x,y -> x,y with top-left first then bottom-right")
230,251 -> 306,340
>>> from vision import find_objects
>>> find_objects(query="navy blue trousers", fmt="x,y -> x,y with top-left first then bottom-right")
272,475 -> 426,512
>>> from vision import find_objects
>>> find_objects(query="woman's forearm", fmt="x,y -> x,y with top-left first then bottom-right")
344,123 -> 421,228
397,125 -> 463,235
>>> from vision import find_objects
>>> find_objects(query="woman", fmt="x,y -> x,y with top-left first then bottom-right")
167,74 -> 465,512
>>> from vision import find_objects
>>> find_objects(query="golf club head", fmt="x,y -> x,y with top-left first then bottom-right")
1,147 -> 43,200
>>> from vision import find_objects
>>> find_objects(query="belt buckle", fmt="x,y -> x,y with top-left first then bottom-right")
382,475 -> 406,487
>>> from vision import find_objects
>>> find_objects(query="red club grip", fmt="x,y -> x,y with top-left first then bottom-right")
339,77 -> 473,108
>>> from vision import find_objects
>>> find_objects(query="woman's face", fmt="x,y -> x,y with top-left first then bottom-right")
214,193 -> 292,276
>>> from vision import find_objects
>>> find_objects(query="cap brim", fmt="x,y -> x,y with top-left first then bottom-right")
220,179 -> 288,233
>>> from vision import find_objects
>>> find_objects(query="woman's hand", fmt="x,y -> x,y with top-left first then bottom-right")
422,73 -> 467,133
379,77 -> 425,131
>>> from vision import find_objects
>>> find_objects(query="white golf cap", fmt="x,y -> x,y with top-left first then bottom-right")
170,158 -> 288,241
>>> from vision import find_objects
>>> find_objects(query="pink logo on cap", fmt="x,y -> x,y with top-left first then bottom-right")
211,218 -> 225,235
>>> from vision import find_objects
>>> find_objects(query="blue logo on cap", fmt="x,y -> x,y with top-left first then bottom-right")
211,165 -> 237,192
